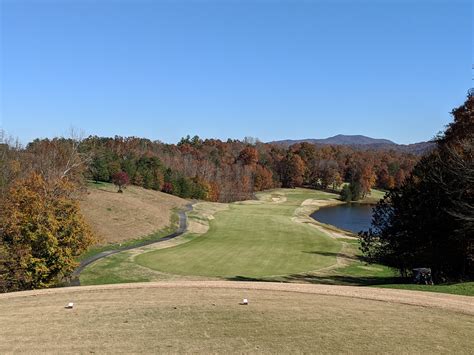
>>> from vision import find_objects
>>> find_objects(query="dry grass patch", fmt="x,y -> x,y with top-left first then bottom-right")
186,202 -> 229,234
80,183 -> 188,244
1,282 -> 473,354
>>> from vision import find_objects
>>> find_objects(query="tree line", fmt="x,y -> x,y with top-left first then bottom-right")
360,95 -> 474,282
78,134 -> 418,202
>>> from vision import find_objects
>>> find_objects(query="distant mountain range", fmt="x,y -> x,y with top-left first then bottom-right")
270,134 -> 434,155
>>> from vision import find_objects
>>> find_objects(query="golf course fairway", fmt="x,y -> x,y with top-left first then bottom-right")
134,189 -> 342,278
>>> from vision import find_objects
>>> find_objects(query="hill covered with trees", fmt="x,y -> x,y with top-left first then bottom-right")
272,134 -> 434,155
74,134 -> 419,202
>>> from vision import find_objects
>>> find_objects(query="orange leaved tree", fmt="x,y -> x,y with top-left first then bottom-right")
0,173 -> 94,292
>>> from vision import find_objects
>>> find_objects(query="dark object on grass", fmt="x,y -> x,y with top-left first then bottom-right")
412,268 -> 434,285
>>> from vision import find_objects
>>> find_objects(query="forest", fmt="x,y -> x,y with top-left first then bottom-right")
27,134 -> 419,203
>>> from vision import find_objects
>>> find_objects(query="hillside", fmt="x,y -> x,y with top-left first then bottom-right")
80,182 -> 188,245
272,134 -> 434,155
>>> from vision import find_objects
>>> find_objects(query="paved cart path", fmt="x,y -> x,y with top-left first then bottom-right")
69,203 -> 194,285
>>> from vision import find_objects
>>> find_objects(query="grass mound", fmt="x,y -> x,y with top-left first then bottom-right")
80,181 -> 187,245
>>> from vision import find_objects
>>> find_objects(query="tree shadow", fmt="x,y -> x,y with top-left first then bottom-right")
303,250 -> 363,262
227,274 -> 405,286
227,276 -> 274,282
282,274 -> 403,286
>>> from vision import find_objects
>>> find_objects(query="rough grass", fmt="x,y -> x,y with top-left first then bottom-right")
135,189 -> 342,278
80,181 -> 187,245
1,283 -> 473,353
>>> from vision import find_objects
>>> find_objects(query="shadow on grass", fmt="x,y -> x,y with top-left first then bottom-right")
302,250 -> 364,262
282,274 -> 402,286
228,276 -> 274,282
227,274 -> 405,286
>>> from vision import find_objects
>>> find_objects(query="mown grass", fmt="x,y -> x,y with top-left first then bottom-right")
80,252 -> 160,285
375,282 -> 474,296
80,187 -> 472,296
3,285 -> 473,353
80,233 -> 203,285
136,189 -> 342,278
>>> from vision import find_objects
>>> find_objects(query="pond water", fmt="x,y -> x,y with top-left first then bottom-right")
310,204 -> 374,234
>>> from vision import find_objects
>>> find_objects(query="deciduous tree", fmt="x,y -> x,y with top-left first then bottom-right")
0,173 -> 95,292
111,171 -> 130,193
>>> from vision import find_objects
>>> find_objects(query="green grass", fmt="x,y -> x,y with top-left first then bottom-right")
374,282 -> 474,296
135,189 -> 342,278
79,252 -> 166,285
78,210 -> 180,262
360,188 -> 386,204
80,232 -> 202,286
86,180 -> 112,189
77,225 -> 176,262
80,187 -> 472,296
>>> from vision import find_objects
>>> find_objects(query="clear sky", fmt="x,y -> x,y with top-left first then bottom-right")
0,0 -> 472,145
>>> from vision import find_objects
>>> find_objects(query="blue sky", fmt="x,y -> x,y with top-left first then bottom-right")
0,0 -> 472,145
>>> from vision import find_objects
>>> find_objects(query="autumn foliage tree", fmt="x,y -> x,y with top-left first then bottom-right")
111,171 -> 130,193
0,173 -> 95,292
75,134 -> 419,202
254,165 -> 274,191
281,153 -> 306,188
237,146 -> 258,166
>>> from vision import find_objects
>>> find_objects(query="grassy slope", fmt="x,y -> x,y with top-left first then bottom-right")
78,223 -> 178,262
135,189 -> 341,278
81,181 -> 187,246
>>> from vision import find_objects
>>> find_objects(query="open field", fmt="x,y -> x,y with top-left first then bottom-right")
1,282 -> 473,353
80,181 -> 188,245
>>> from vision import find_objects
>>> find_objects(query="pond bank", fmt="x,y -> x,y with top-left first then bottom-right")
293,198 -> 357,239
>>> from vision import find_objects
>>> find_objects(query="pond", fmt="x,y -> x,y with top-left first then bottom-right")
310,203 -> 374,234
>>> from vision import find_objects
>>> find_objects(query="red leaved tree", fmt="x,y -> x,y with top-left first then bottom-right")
111,171 -> 129,193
